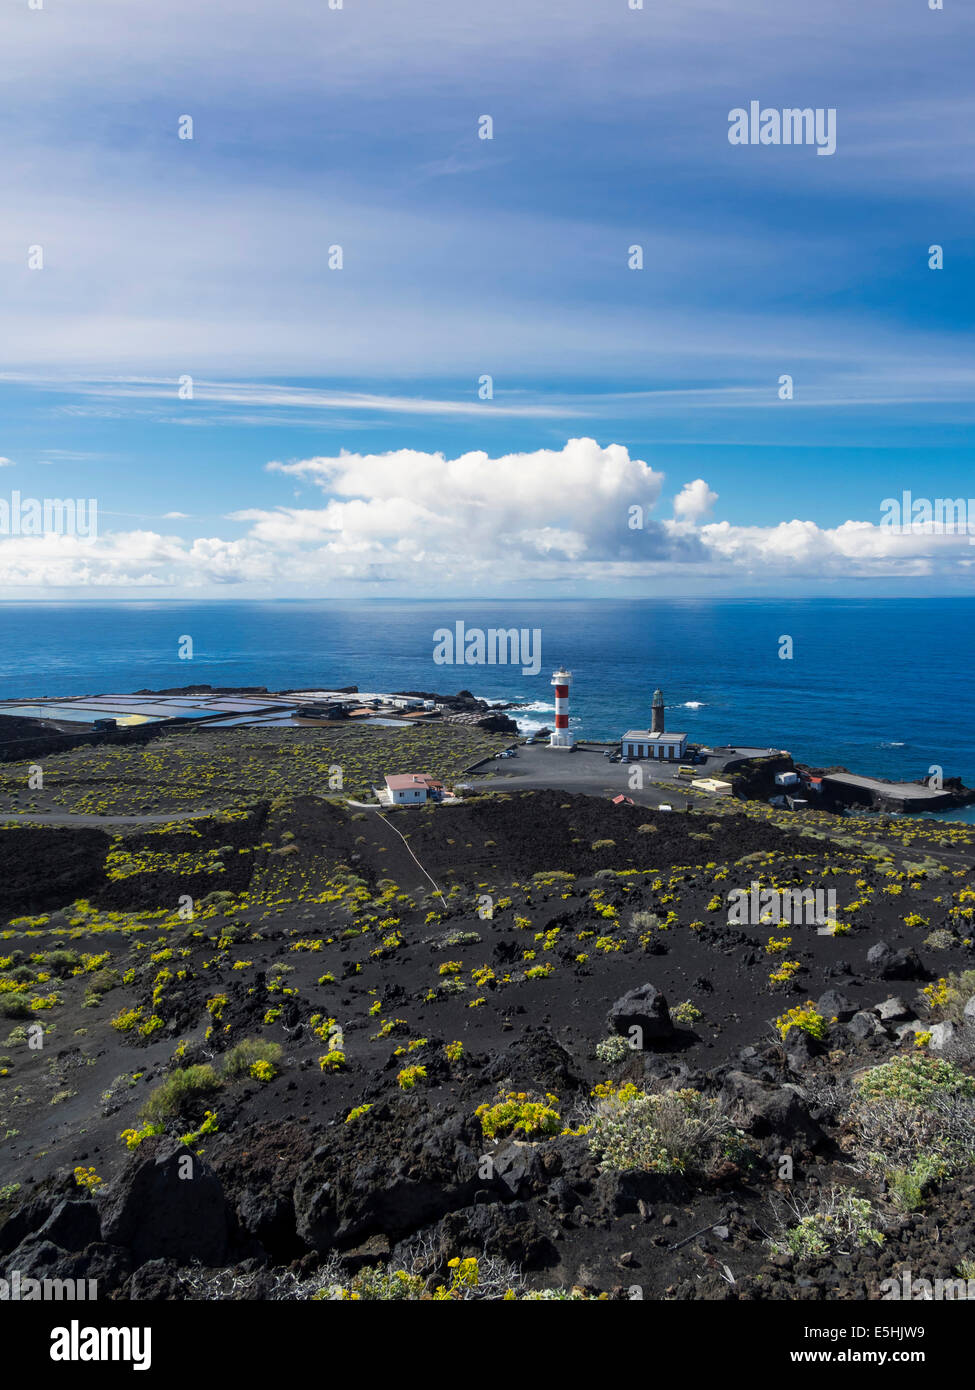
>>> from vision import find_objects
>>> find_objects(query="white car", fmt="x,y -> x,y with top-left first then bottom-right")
658,804 -> 673,812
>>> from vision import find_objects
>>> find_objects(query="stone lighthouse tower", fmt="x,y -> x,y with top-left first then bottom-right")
651,687 -> 665,735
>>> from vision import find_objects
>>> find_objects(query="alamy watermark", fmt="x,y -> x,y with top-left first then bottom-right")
0,491 -> 98,539
50,1319 -> 151,1370
880,1268 -> 974,1300
1,1268 -> 97,1300
433,621 -> 541,676
880,491 -> 975,537
728,102 -> 836,156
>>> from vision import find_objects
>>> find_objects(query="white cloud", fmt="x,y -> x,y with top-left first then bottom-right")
0,458 -> 14,468
673,478 -> 718,523
0,440 -> 972,593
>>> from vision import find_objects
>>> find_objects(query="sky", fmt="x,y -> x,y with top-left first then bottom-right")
1,0 -> 974,598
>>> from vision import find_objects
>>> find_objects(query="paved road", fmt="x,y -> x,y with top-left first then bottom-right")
463,742 -> 697,809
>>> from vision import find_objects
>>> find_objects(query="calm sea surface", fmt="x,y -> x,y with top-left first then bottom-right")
0,598 -> 971,817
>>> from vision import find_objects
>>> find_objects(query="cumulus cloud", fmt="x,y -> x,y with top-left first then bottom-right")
263,438 -> 666,569
0,439 -> 972,592
673,478 -> 718,524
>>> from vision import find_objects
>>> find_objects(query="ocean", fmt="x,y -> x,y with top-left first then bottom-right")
0,597 -> 972,818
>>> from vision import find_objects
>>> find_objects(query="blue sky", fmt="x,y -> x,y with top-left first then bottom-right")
1,0 -> 974,596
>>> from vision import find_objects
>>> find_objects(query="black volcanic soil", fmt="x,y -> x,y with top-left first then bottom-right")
1,784 -> 974,1301
403,789 -> 808,879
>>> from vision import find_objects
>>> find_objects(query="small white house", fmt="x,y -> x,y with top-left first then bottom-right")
774,770 -> 800,787
385,773 -> 443,805
621,730 -> 688,761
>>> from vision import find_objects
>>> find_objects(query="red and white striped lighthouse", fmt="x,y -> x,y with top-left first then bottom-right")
549,667 -> 574,748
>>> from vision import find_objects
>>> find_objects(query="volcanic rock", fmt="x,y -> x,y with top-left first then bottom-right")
866,942 -> 926,981
100,1139 -> 230,1267
608,984 -> 674,1046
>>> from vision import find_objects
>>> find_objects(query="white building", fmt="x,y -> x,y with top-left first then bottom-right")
621,730 -> 688,761
691,777 -> 732,796
385,773 -> 443,805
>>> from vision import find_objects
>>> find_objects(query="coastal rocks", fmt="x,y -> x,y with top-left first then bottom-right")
473,712 -> 519,735
100,1139 -> 230,1267
608,984 -> 674,1046
866,941 -> 926,981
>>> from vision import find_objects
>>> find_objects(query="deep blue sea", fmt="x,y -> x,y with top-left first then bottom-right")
0,598 -> 972,819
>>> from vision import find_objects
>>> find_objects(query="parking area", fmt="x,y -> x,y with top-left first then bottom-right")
466,742 -> 678,809
461,740 -> 780,811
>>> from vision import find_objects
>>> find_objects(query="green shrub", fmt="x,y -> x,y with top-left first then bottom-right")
42,951 -> 81,976
222,1038 -> 283,1079
0,996 -> 33,1019
440,931 -> 481,949
924,929 -> 958,952
477,1092 -> 561,1140
885,1152 -> 951,1212
672,1000 -> 703,1025
848,1051 -> 975,1202
768,1188 -> 884,1259
924,969 -> 975,1024
594,1035 -> 631,1066
141,1064 -> 221,1124
856,1054 -> 975,1107
589,1087 -> 741,1176
3,965 -> 34,984
87,968 -> 120,995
